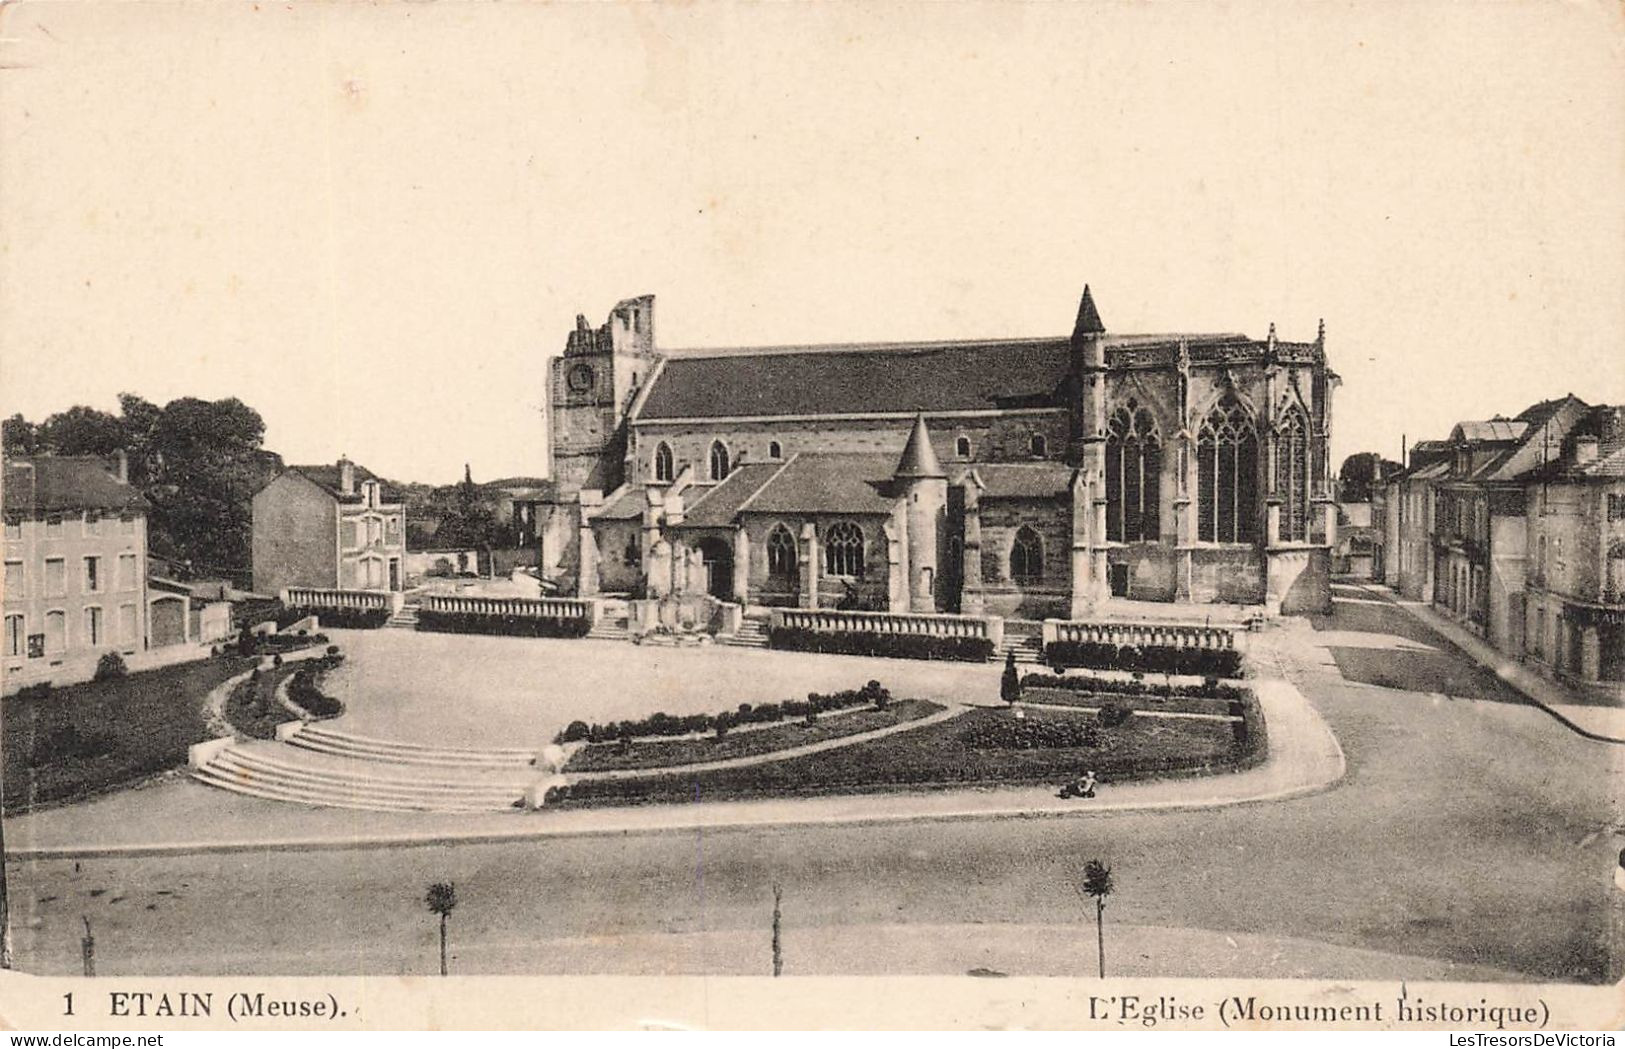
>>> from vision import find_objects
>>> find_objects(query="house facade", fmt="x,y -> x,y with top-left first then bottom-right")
542,288 -> 1339,618
251,457 -> 406,597
1520,407 -> 1625,693
3,454 -> 161,686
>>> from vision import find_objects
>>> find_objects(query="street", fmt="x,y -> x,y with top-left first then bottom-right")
6,588 -> 1621,981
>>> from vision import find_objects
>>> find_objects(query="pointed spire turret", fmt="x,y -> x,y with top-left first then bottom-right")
894,413 -> 945,480
1072,284 -> 1105,338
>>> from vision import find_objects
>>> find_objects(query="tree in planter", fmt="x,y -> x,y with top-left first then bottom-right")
1080,860 -> 1113,978
425,882 -> 457,976
1000,651 -> 1021,704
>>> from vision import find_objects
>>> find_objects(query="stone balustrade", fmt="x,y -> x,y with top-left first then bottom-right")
1041,619 -> 1239,652
283,587 -> 400,613
424,593 -> 600,624
770,608 -> 1004,648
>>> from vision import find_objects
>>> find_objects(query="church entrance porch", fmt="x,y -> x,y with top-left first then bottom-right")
698,536 -> 734,601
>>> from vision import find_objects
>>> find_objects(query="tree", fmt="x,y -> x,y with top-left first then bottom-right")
38,405 -> 126,457
432,464 -> 502,555
1338,452 -> 1403,503
771,882 -> 783,977
1,414 -> 39,455
1000,650 -> 1021,703
144,397 -> 271,581
425,882 -> 457,976
1081,860 -> 1113,978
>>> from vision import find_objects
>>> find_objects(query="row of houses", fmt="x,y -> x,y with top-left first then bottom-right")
1374,395 -> 1625,696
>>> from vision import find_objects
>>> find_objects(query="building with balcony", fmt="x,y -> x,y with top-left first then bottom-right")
251,457 -> 406,597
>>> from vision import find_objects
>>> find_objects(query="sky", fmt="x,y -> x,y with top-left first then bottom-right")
1,2 -> 1621,485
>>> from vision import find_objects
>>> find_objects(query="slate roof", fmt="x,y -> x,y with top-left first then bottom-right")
3,456 -> 147,514
1451,419 -> 1528,443
953,462 -> 1075,499
894,414 -> 945,479
594,486 -> 649,521
736,454 -> 900,516
285,463 -> 402,504
675,464 -> 785,528
636,339 -> 1075,420
1072,285 -> 1105,338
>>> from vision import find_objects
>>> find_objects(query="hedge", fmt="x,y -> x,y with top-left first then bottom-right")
1018,672 -> 1245,701
768,626 -> 994,663
555,680 -> 892,744
287,606 -> 391,631
417,609 -> 590,639
1043,640 -> 1243,678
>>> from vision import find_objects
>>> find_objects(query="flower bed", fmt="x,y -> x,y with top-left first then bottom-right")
564,699 -> 941,772
1020,687 -> 1232,718
556,681 -> 893,744
1020,671 -> 1246,701
547,700 -> 1267,808
1043,640 -> 1243,678
768,626 -> 994,663
225,664 -> 301,739
417,609 -> 590,639
286,658 -> 344,718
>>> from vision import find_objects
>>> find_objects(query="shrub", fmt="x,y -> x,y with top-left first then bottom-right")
767,626 -> 994,663
1042,641 -> 1243,679
285,606 -> 390,631
272,654 -> 283,667
287,666 -> 343,719
1000,651 -> 1020,703
326,644 -> 340,657
417,609 -> 590,639
93,652 -> 128,682
1017,672 -> 1245,702
553,680 -> 893,744
1095,701 -> 1133,728
15,682 -> 53,701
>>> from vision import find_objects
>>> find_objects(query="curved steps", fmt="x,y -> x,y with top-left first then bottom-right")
192,740 -> 531,813
286,725 -> 540,768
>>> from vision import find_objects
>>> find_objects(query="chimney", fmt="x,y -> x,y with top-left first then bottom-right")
111,449 -> 128,484
338,455 -> 355,496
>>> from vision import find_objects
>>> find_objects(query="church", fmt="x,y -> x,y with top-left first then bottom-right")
539,287 -> 1337,619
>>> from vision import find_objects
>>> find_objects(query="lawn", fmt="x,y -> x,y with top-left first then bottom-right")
553,700 -> 1265,808
2,656 -> 256,812
565,699 -> 942,772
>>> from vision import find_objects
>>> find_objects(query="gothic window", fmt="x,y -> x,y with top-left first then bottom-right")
1275,407 -> 1310,542
1010,526 -> 1043,584
767,524 -> 797,581
709,441 -> 731,481
1197,396 -> 1259,544
1029,433 -> 1048,458
768,440 -> 783,460
824,521 -> 864,577
622,533 -> 640,568
1106,403 -> 1162,542
956,435 -> 973,459
653,442 -> 674,483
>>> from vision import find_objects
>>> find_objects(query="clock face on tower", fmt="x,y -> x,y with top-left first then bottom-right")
566,364 -> 595,393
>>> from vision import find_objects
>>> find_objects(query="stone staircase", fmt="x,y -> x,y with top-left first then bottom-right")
999,622 -> 1046,666
385,605 -> 419,630
586,617 -> 631,642
721,614 -> 770,650
286,724 -> 537,769
191,738 -> 532,813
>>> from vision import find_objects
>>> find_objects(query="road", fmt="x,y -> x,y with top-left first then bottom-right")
7,586 -> 1622,981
